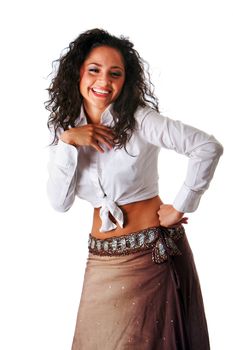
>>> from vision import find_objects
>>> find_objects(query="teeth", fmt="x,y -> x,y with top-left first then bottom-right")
92,88 -> 110,95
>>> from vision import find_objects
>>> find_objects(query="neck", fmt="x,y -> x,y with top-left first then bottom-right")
83,102 -> 107,124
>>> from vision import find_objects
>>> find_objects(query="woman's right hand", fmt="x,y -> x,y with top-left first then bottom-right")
158,204 -> 188,228
59,124 -> 114,153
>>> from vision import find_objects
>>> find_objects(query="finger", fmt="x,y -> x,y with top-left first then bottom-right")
94,124 -> 113,131
180,216 -> 188,222
90,141 -> 105,153
95,135 -> 114,150
182,217 -> 189,221
93,124 -> 115,134
180,218 -> 188,224
95,128 -> 115,140
167,218 -> 189,228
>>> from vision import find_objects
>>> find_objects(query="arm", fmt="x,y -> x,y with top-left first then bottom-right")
140,109 -> 224,226
46,124 -> 114,212
47,131 -> 79,212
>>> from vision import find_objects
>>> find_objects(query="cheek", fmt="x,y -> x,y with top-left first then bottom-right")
116,79 -> 125,95
80,76 -> 92,95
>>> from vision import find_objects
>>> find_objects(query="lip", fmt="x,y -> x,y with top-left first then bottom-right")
91,87 -> 112,98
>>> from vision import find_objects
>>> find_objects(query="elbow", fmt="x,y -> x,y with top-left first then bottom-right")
218,143 -> 224,157
213,140 -> 224,159
47,186 -> 74,213
49,200 -> 72,213
208,135 -> 224,159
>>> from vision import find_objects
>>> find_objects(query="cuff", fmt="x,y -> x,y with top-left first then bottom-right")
173,183 -> 204,213
53,140 -> 78,168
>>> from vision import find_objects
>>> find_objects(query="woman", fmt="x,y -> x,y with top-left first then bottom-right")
46,28 -> 223,349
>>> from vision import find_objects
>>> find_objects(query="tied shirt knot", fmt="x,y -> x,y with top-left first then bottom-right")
99,195 -> 124,232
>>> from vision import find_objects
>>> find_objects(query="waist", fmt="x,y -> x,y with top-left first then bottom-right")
91,195 -> 163,239
88,224 -> 185,264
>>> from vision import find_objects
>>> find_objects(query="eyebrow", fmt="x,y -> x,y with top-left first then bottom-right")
88,62 -> 124,70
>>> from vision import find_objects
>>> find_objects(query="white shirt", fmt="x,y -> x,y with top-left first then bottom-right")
47,104 -> 223,232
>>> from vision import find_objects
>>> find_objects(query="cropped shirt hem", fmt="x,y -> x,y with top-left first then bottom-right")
47,103 -> 223,232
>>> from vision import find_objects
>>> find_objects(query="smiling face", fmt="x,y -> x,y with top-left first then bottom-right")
79,46 -> 125,117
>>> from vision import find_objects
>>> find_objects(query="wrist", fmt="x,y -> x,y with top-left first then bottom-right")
60,129 -> 76,146
173,206 -> 184,219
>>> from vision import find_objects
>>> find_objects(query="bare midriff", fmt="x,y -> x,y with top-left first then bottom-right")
91,195 -> 163,239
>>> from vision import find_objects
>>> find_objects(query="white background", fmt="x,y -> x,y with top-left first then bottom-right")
0,0 -> 232,349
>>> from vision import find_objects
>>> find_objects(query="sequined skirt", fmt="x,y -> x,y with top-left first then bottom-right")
71,226 -> 210,350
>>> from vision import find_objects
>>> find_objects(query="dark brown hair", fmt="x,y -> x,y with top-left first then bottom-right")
45,28 -> 160,148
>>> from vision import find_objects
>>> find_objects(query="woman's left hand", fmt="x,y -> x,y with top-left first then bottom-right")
157,204 -> 188,228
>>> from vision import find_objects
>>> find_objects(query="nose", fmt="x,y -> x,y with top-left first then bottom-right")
97,71 -> 112,86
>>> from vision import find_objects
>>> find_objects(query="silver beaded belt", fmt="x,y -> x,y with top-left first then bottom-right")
88,225 -> 185,264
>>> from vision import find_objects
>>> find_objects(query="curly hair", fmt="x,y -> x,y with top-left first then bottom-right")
45,28 -> 160,148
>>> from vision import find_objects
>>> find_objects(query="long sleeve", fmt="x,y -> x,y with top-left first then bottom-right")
139,109 -> 224,212
47,136 -> 79,212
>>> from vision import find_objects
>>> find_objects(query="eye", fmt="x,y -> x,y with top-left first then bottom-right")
88,67 -> 99,73
110,71 -> 123,78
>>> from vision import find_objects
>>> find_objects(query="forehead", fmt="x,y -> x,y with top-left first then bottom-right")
84,46 -> 125,68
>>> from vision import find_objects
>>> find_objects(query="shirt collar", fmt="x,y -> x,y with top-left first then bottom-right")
75,103 -> 114,126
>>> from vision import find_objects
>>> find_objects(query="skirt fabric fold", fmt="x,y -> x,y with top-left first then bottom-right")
71,231 -> 210,350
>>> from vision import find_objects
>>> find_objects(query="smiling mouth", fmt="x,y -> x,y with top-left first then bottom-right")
91,88 -> 111,96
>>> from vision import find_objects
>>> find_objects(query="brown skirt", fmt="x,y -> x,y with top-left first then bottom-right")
71,228 -> 210,350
